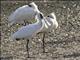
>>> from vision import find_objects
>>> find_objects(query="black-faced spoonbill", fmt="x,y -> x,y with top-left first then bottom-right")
8,2 -> 40,26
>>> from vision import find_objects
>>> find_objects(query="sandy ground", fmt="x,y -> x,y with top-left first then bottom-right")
1,1 -> 80,60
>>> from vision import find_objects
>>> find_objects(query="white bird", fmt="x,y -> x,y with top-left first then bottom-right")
42,12 -> 58,32
8,2 -> 40,26
11,12 -> 45,58
39,12 -> 58,53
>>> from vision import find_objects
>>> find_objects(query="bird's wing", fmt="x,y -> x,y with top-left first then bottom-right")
8,5 -> 35,22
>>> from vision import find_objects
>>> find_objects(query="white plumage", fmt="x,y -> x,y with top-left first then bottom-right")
41,12 -> 58,32
8,2 -> 40,26
8,0 -> 59,57
11,12 -> 58,54
38,12 -> 58,53
11,12 -> 45,58
11,12 -> 45,40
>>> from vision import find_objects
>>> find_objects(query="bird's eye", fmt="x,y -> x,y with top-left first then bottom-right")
28,4 -> 32,7
47,16 -> 53,18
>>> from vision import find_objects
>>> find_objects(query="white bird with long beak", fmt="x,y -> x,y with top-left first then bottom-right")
40,12 -> 58,53
8,2 -> 40,26
11,13 -> 45,58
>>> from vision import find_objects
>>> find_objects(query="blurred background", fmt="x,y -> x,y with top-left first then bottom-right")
1,1 -> 80,60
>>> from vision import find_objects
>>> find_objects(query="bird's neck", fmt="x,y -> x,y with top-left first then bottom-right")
35,13 -> 45,28
35,7 -> 40,13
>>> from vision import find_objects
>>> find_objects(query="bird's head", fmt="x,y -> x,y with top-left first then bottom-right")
28,2 -> 38,9
39,13 -> 44,19
35,12 -> 44,22
37,12 -> 44,20
47,12 -> 58,29
47,12 -> 56,19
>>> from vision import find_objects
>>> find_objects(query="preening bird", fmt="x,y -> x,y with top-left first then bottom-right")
8,2 -> 40,26
11,12 -> 45,58
42,12 -> 58,32
39,12 -> 58,53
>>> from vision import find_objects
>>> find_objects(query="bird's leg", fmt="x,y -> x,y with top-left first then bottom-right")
42,33 -> 47,53
26,39 -> 35,58
26,39 -> 30,58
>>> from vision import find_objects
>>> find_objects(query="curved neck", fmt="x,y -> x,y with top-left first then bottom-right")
34,13 -> 44,26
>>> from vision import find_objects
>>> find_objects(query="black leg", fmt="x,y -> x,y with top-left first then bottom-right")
26,39 -> 35,58
26,39 -> 30,58
42,33 -> 49,53
42,33 -> 46,53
